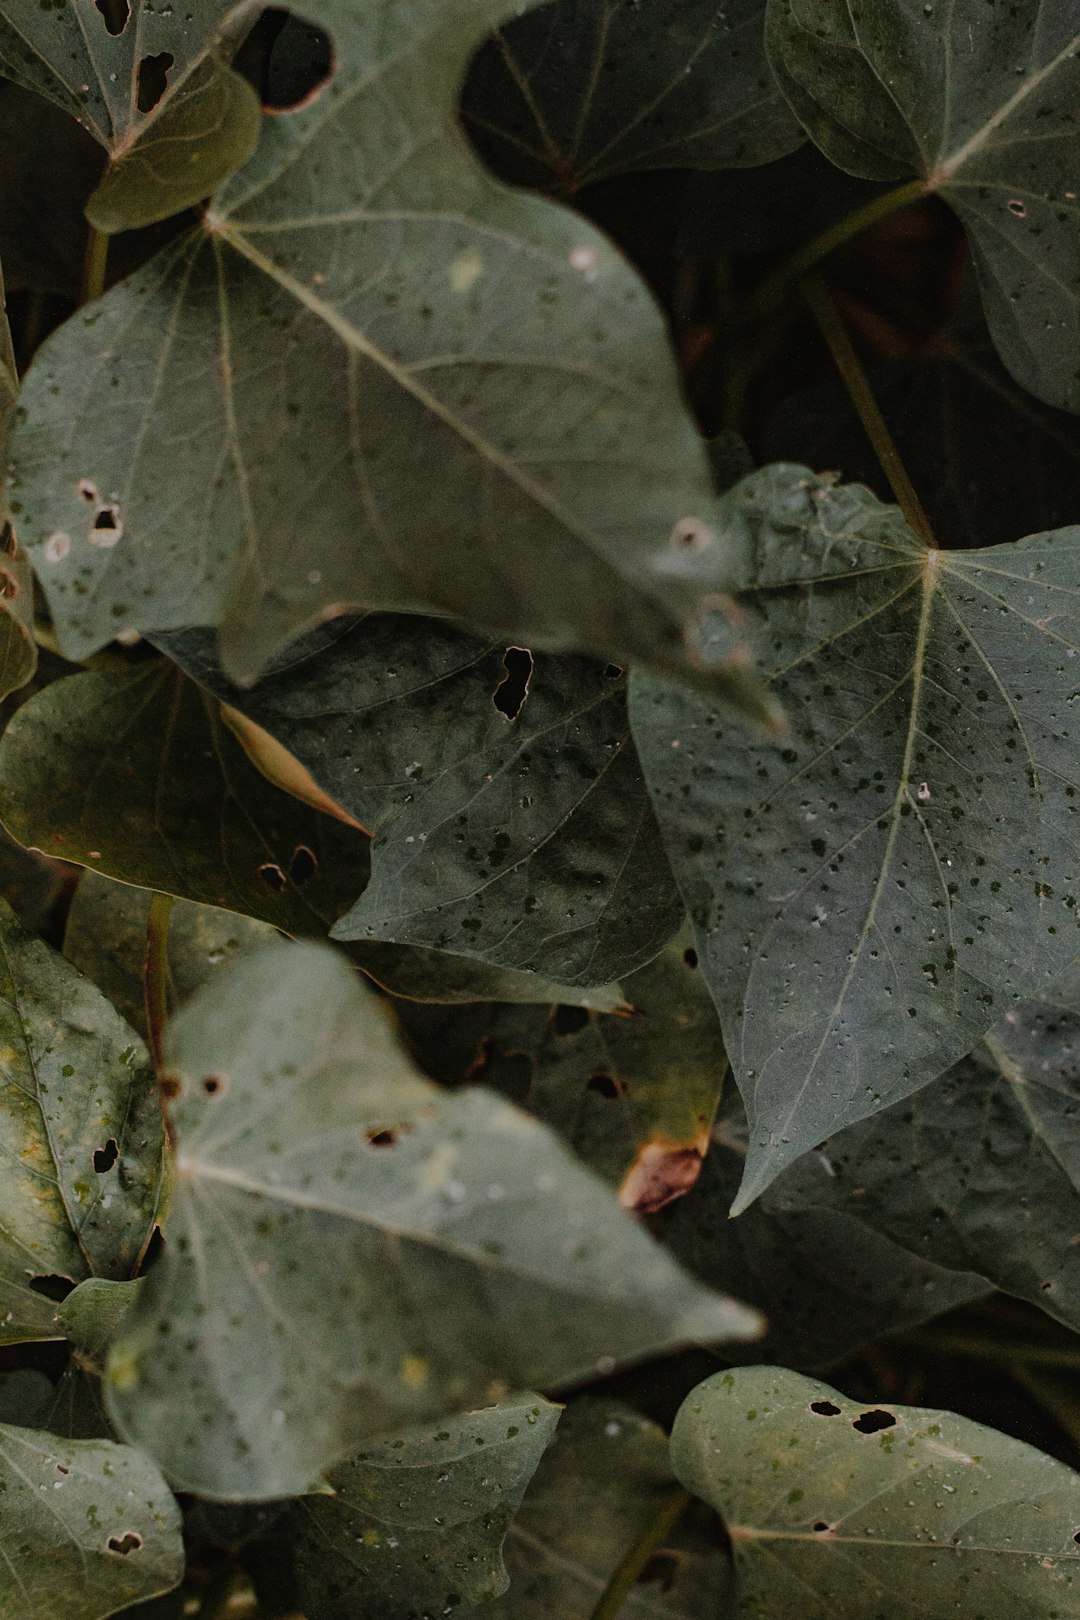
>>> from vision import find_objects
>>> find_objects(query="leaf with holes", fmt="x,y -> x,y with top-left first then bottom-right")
0,898 -> 163,1345
461,0 -> 801,195
0,1422 -> 183,1620
630,465 -> 1080,1210
484,1397 -> 731,1619
8,0 -> 775,730
104,938 -> 759,1498
0,0 -> 261,232
157,617 -> 683,987
397,931 -> 726,1209
672,1366 -> 1080,1618
291,1394 -> 561,1620
766,0 -> 1080,411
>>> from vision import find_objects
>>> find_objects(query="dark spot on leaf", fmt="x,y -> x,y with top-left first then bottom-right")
621,1142 -> 704,1213
136,51 -> 174,115
493,646 -> 534,719
94,0 -> 130,35
107,1532 -> 143,1556
810,1400 -> 841,1416
92,1137 -> 119,1173
852,1409 -> 897,1434
201,1074 -> 228,1098
289,844 -> 318,885
683,946 -> 698,968
367,1128 -> 398,1147
29,1274 -> 76,1302
159,1073 -> 182,1101
55,1463 -> 69,1476
552,1005 -> 590,1036
586,1070 -> 625,1099
638,1550 -> 681,1590
812,1521 -> 831,1534
258,861 -> 287,891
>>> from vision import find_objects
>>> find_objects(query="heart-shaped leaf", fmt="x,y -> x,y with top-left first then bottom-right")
765,0 -> 1080,411
104,938 -> 759,1498
0,897 -> 164,1344
292,1394 -> 560,1620
672,1366 -> 1080,1618
630,465 -> 1080,1208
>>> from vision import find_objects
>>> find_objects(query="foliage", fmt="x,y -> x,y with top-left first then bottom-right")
1,2 -> 1080,1616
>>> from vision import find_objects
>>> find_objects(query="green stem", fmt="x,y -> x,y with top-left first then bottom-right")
144,890 -> 175,1079
737,177 -> 927,330
589,1487 -> 693,1620
79,226 -> 110,308
802,275 -> 938,549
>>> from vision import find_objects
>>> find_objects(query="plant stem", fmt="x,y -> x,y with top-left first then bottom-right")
589,1486 -> 693,1620
802,275 -> 938,549
737,176 -> 927,330
79,226 -> 110,308
144,890 -> 175,1077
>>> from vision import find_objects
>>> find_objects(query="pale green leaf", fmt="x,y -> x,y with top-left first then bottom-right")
0,1423 -> 183,1620
105,939 -> 760,1499
671,1366 -> 1080,1618
8,0 -> 774,727
461,0 -> 802,193
292,1394 -> 561,1620
0,898 -> 164,1345
630,465 -> 1080,1209
765,0 -> 1080,411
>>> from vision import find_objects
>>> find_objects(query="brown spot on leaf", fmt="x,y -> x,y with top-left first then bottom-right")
619,1140 -> 705,1214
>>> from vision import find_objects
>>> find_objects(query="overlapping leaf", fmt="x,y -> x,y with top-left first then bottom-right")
630,465 -> 1080,1209
671,1366 -> 1080,1617
0,898 -> 163,1344
104,939 -> 759,1499
8,0 -> 773,727
461,0 -> 801,194
0,266 -> 34,704
292,1394 -> 560,1620
159,617 -> 683,987
766,0 -> 1080,410
0,1422 -> 183,1620
0,0 -> 260,231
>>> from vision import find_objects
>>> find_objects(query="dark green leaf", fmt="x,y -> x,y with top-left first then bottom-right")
0,898 -> 163,1345
0,265 -> 35,705
765,0 -> 1080,410
0,1423 -> 183,1620
8,0 -> 774,727
158,617 -> 683,987
105,939 -> 760,1498
671,1366 -> 1080,1617
630,465 -> 1080,1208
461,0 -> 802,194
292,1394 -> 561,1620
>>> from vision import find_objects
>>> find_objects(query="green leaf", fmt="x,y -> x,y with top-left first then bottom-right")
292,1394 -> 561,1620
486,1397 -> 730,1618
0,897 -> 164,1345
157,618 -> 684,987
765,0 -> 1080,411
0,265 -> 35,705
397,933 -> 726,1209
461,0 -> 802,194
630,465 -> 1080,1209
671,1366 -> 1080,1618
40,1279 -> 145,1443
0,1422 -> 183,1620
0,0 -> 260,231
8,0 -> 775,728
104,938 -> 759,1499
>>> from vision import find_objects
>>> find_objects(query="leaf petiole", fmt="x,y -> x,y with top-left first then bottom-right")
589,1485 -> 694,1620
143,889 -> 174,1082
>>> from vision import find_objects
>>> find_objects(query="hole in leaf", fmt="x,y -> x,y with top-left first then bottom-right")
201,1074 -> 228,1098
94,0 -> 130,35
137,51 -> 175,115
1073,1531 -> 1080,1545
367,1128 -> 398,1148
552,1005 -> 590,1036
683,946 -> 698,968
258,11 -> 336,112
77,479 -> 99,504
810,1400 -> 841,1416
603,663 -> 623,679
258,861 -> 287,892
586,1071 -> 626,1099
28,1274 -> 76,1303
89,504 -> 123,548
92,1138 -> 119,1174
289,844 -> 318,886
852,1409 -> 897,1434
107,1532 -> 143,1556
1007,197 -> 1027,217
493,646 -> 534,719
638,1550 -> 681,1591
812,1521 -> 831,1535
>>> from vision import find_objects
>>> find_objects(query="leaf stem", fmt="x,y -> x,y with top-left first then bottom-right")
79,226 -> 110,308
144,890 -> 175,1078
737,177 -> 927,330
589,1486 -> 693,1620
802,275 -> 938,549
